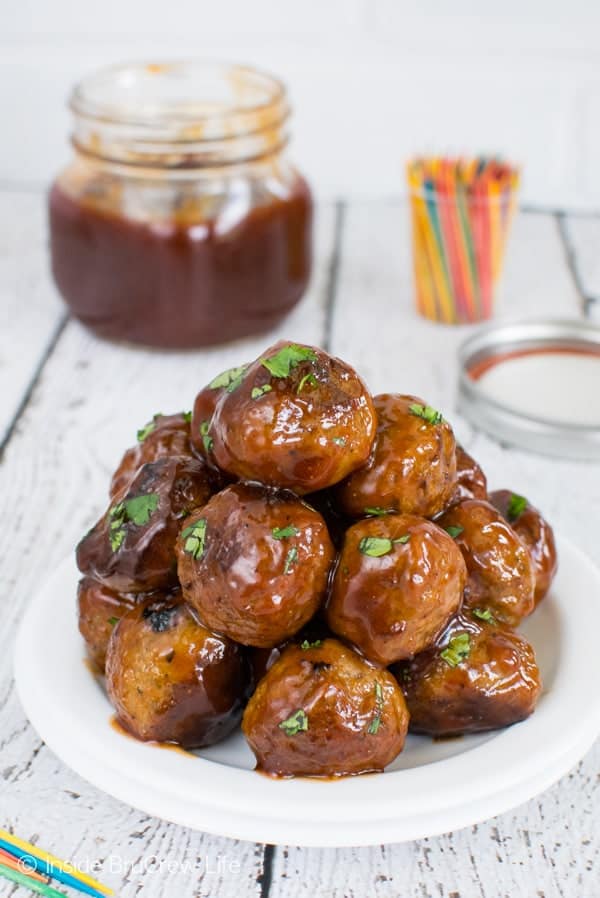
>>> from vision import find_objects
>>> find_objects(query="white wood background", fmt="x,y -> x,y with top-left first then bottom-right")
1,189 -> 599,898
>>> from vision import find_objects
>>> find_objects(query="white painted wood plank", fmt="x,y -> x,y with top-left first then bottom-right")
0,204 -> 335,896
562,214 -> 600,320
269,203 -> 599,897
0,190 -> 65,446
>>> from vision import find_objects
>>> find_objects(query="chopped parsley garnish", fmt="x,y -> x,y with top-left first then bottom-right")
408,403 -> 444,425
445,525 -> 464,539
359,535 -> 410,556
261,344 -> 317,378
136,420 -> 155,442
297,372 -> 318,393
364,507 -> 390,517
107,616 -> 119,627
283,546 -> 299,574
367,682 -> 384,735
183,411 -> 192,424
181,519 -> 207,560
108,493 -> 160,551
279,709 -> 308,736
272,525 -> 300,540
124,494 -> 160,525
136,413 -> 162,442
367,718 -> 382,735
507,492 -> 527,521
109,522 -> 126,552
472,607 -> 495,624
332,437 -> 346,446
300,639 -> 322,650
440,633 -> 471,668
208,364 -> 248,393
359,536 -> 393,557
251,384 -> 272,400
199,420 -> 213,453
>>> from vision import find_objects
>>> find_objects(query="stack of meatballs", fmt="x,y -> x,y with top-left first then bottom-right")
76,340 -> 557,778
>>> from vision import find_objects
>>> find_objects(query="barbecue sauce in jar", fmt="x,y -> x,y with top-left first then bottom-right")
48,61 -> 313,349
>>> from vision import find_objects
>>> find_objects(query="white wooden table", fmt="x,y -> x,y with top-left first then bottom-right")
1,190 -> 599,898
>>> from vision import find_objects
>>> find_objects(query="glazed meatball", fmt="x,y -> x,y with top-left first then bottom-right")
110,412 -> 194,498
489,490 -> 557,607
190,365 -> 248,468
437,499 -> 535,626
451,445 -> 488,504
326,515 -> 466,665
106,597 -> 247,747
77,577 -> 141,671
335,394 -> 457,518
77,456 -> 215,593
207,341 -> 376,494
242,639 -> 409,777
394,613 -> 542,736
176,483 -> 335,647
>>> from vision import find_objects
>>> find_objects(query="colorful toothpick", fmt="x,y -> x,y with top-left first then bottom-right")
0,830 -> 112,898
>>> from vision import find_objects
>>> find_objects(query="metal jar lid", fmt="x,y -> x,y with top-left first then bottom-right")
457,319 -> 600,460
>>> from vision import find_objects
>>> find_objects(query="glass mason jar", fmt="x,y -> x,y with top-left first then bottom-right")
48,61 -> 313,349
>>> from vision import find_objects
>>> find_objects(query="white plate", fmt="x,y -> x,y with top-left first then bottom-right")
13,535 -> 600,847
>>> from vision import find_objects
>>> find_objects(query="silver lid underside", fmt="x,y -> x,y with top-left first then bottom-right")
457,319 -> 600,460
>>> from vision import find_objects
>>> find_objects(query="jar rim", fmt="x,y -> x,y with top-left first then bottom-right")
69,59 -> 290,167
70,59 -> 287,131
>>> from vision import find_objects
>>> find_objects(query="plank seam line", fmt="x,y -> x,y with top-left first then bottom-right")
257,843 -> 275,898
555,211 -> 598,319
0,312 -> 69,462
323,199 -> 346,353
521,203 -> 600,219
